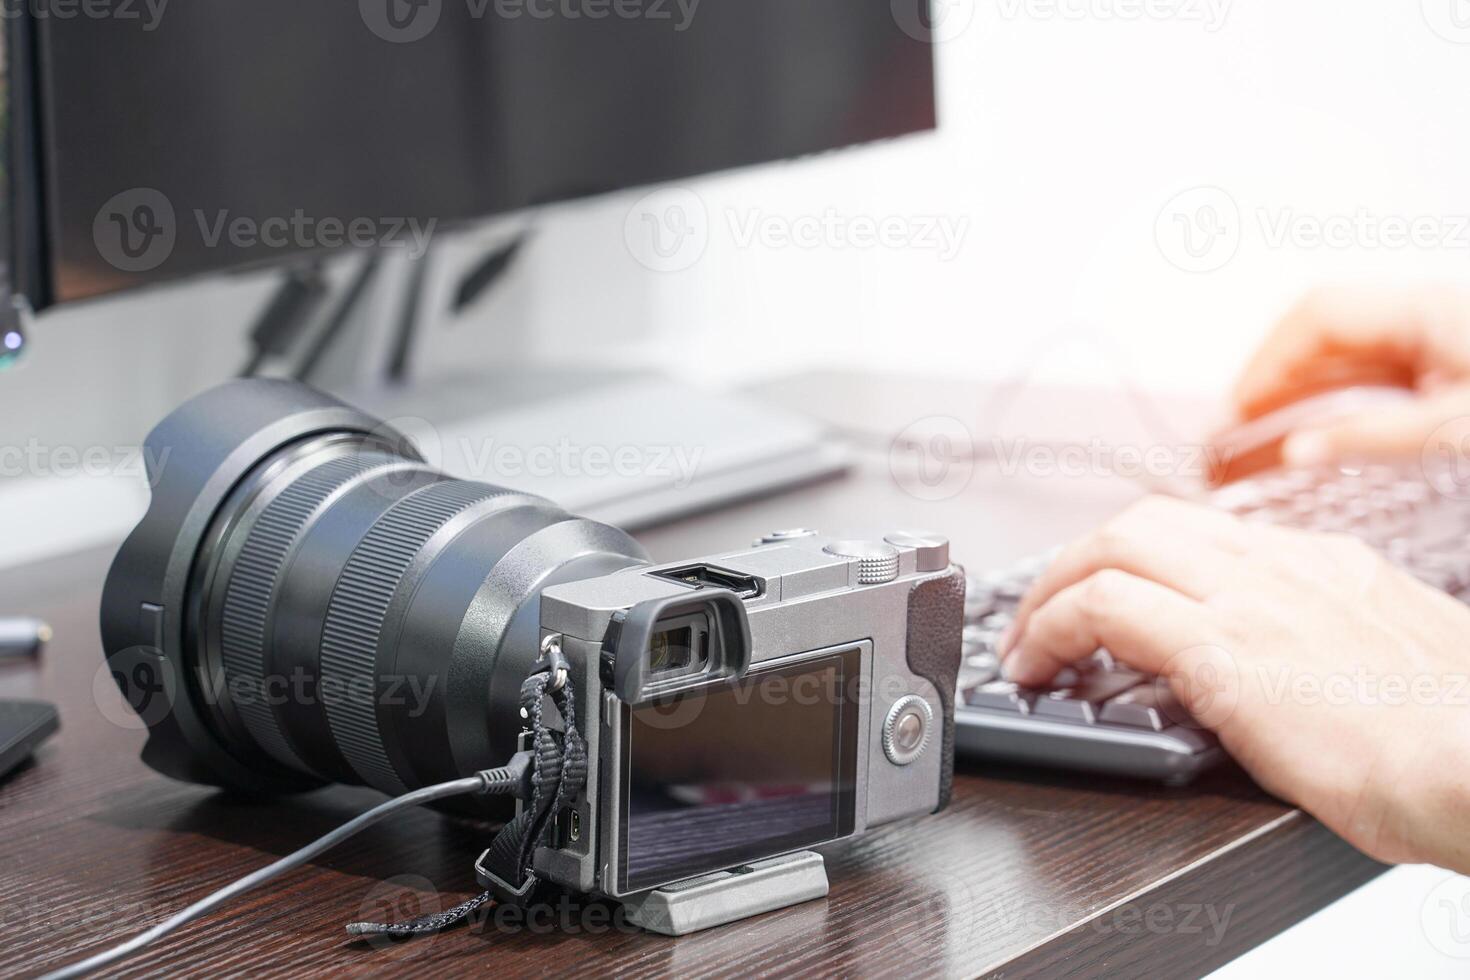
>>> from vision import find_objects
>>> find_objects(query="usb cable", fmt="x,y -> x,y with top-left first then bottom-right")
40,754 -> 533,980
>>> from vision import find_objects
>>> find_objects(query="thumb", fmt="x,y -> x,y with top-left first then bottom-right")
1281,388 -> 1470,467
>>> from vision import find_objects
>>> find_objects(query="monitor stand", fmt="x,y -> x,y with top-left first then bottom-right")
288,247 -> 849,530
345,369 -> 850,530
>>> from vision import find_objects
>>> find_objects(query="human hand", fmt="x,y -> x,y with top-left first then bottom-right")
998,495 -> 1470,872
1232,284 -> 1470,468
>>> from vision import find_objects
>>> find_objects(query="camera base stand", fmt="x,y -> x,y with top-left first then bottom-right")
621,851 -> 828,936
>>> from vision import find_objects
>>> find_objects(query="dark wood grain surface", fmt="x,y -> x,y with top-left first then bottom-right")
0,376 -> 1387,978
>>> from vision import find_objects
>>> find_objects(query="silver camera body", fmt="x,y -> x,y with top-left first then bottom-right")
519,529 -> 964,914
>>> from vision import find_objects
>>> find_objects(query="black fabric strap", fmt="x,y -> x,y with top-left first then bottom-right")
345,890 -> 495,937
345,670 -> 586,938
478,672 -> 588,901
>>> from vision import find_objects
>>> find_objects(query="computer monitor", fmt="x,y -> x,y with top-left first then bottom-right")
3,2 -> 939,528
7,1 -> 937,311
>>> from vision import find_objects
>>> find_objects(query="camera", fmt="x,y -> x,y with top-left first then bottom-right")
100,380 -> 963,932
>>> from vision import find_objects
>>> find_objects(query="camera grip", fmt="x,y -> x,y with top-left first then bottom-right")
905,566 -> 966,811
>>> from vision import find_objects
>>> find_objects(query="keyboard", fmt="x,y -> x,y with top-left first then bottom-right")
956,462 -> 1470,783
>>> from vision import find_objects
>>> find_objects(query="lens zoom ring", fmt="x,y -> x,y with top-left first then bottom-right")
320,480 -> 508,792
219,451 -> 400,772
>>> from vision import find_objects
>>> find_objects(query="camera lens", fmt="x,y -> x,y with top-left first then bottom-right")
100,380 -> 648,803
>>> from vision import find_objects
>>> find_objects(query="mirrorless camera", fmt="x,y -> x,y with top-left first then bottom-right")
99,380 -> 963,932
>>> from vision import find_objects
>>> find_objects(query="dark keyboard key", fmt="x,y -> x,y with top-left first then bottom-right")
1097,683 -> 1192,732
965,680 -> 1035,715
957,661 -> 996,693
1032,669 -> 1145,724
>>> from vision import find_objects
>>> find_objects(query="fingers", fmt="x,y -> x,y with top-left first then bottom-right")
1281,385 -> 1470,466
1001,570 -> 1216,686
1232,286 -> 1427,420
1006,496 -> 1246,646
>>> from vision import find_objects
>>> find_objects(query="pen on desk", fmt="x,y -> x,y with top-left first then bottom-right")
0,618 -> 51,659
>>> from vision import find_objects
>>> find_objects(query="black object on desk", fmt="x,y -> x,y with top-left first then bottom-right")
0,699 -> 58,781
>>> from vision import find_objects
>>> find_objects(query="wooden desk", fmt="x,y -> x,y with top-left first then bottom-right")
0,379 -> 1385,978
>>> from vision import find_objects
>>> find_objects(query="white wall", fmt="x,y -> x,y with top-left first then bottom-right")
17,1 -> 1470,419
487,0 -> 1470,395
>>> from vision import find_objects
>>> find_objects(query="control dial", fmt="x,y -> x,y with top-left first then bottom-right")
823,540 -> 900,584
882,695 -> 933,766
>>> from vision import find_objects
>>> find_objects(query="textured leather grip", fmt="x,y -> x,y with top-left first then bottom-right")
905,566 -> 966,811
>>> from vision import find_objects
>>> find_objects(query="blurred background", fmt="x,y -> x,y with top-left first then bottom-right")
6,1 -> 1469,566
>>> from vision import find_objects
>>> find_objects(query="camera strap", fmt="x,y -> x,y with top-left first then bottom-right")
479,669 -> 588,900
345,666 -> 587,938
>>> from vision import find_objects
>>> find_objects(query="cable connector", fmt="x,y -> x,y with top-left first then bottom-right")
475,749 -> 535,800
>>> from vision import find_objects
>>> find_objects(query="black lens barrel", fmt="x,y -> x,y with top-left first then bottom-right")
101,379 -> 648,798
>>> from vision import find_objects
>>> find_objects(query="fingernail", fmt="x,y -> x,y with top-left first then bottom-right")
1282,430 -> 1332,468
999,646 -> 1037,685
998,624 -> 1018,656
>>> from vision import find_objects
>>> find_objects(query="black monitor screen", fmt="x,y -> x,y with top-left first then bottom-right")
619,647 -> 861,894
29,3 -> 936,306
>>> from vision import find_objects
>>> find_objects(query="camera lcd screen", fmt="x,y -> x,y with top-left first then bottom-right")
618,648 -> 861,894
